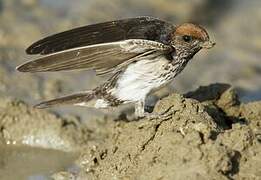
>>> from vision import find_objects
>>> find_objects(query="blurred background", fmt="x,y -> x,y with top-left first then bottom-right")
0,0 -> 260,118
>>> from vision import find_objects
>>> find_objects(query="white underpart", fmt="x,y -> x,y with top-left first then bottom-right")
94,99 -> 109,108
109,56 -> 173,103
75,99 -> 109,108
75,55 -> 178,109
75,102 -> 89,106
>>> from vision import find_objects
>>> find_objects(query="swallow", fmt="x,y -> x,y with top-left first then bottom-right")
17,16 -> 215,118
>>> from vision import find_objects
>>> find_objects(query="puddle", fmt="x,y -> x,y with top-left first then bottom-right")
240,90 -> 261,103
0,145 -> 77,180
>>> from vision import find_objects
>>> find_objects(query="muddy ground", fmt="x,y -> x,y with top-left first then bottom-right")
0,83 -> 260,180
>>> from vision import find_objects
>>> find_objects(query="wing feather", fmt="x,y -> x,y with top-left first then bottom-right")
17,39 -> 172,75
26,16 -> 174,55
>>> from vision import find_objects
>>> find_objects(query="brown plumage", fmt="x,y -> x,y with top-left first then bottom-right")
17,16 -> 215,118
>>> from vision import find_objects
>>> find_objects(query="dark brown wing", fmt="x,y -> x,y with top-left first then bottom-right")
18,39 -> 172,75
26,16 -> 174,55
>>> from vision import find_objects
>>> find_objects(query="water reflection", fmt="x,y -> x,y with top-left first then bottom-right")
0,145 -> 77,180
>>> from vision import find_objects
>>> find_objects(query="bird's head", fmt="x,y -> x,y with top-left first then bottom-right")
170,23 -> 215,59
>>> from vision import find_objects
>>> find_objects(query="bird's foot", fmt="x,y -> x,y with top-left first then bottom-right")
135,101 -> 172,120
135,111 -> 165,120
142,111 -> 172,120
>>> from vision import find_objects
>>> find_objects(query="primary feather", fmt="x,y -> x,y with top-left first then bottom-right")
26,16 -> 173,55
17,40 -> 171,75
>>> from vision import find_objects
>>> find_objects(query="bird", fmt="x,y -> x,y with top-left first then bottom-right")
17,16 -> 215,118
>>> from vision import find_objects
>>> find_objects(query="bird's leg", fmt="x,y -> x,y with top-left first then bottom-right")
134,101 -> 171,120
134,101 -> 146,118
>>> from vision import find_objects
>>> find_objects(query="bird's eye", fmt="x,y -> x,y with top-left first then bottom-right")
183,35 -> 192,42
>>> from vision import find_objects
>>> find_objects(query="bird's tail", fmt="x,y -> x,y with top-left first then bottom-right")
34,91 -> 95,109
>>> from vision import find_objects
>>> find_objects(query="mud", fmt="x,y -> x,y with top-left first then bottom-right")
0,83 -> 260,179
0,97 -> 107,152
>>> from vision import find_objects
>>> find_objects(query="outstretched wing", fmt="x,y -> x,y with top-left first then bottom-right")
26,16 -> 173,55
17,39 -> 172,75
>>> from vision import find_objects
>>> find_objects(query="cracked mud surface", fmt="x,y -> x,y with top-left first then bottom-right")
66,84 -> 260,180
2,83 -> 259,180
67,84 -> 259,180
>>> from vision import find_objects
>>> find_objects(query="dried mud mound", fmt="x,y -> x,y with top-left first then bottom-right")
0,97 -> 109,152
0,83 -> 260,180
55,83 -> 261,180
